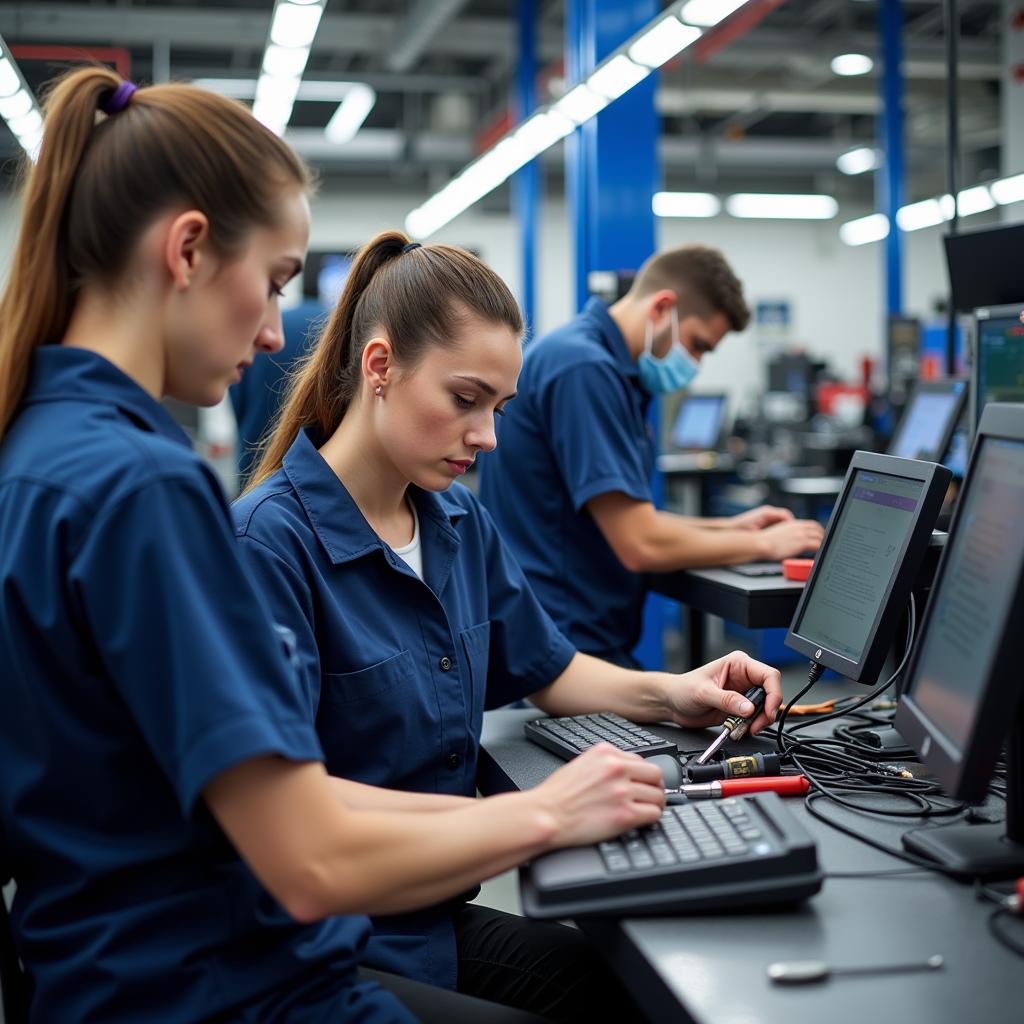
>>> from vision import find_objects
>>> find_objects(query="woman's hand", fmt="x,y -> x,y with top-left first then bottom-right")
531,743 -> 666,849
659,650 -> 783,735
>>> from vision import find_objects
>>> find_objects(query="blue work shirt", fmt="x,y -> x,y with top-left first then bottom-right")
0,347 -> 411,1024
478,298 -> 654,666
232,428 -> 576,989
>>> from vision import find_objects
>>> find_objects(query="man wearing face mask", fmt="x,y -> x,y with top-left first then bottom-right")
478,244 -> 823,668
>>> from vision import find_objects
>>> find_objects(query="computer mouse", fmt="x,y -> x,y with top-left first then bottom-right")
647,754 -> 686,790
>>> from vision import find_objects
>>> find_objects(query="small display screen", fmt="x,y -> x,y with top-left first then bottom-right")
671,397 -> 725,450
976,315 -> 1024,424
793,470 -> 924,661
907,437 -> 1024,748
890,386 -> 963,460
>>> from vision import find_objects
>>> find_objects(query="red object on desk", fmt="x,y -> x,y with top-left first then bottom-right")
679,776 -> 811,799
782,558 -> 814,582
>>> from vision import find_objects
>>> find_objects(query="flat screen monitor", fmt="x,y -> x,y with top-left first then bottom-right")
972,303 -> 1024,430
887,379 -> 967,463
785,452 -> 951,684
895,404 -> 1024,877
670,394 -> 727,451
944,222 -> 1024,313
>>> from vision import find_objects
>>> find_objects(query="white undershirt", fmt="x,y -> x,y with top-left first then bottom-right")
391,500 -> 423,579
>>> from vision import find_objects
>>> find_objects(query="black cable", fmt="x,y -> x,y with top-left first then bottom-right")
988,909 -> 1024,958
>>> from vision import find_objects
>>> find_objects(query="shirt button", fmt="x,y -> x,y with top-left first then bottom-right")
439,656 -> 453,672
447,753 -> 461,769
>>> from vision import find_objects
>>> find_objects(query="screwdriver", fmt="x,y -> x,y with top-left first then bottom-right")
668,775 -> 810,800
767,954 -> 944,985
693,686 -> 766,766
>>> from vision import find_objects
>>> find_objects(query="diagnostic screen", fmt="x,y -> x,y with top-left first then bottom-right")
907,438 -> 1024,748
890,387 -> 962,460
976,316 -> 1024,424
671,397 -> 725,450
794,470 -> 924,661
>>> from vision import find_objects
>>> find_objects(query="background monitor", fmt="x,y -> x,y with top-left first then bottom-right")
887,379 -> 967,463
972,303 -> 1024,430
895,403 -> 1024,877
944,222 -> 1024,313
785,452 -> 951,684
670,394 -> 727,451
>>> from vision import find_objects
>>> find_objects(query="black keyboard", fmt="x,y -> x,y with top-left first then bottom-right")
520,791 -> 822,918
524,713 -> 678,761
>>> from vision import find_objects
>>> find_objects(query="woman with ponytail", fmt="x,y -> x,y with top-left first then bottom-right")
0,70 -> 674,1024
234,232 -> 784,1020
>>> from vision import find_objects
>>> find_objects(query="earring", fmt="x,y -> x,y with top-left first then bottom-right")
374,384 -> 383,397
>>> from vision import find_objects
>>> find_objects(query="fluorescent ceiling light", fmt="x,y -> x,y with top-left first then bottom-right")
679,0 -> 747,28
513,110 -> 574,158
8,109 -> 42,137
653,191 -> 721,218
836,146 -> 880,175
831,53 -> 873,76
991,173 -> 1024,205
0,58 -> 21,97
628,17 -> 701,69
839,213 -> 890,246
895,197 -> 948,231
955,185 -> 995,216
0,89 -> 32,121
262,44 -> 310,78
587,55 -> 650,100
552,83 -> 609,124
270,3 -> 324,49
325,83 -> 376,144
726,193 -> 838,219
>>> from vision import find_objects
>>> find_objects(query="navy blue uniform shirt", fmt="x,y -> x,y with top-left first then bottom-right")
232,428 -> 576,989
478,298 -> 654,666
0,347 -> 412,1023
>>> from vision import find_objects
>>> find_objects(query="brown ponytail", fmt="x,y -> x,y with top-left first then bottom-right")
248,230 -> 523,489
0,66 -> 310,440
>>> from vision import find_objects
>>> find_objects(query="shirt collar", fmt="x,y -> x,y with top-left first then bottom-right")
581,297 -> 638,381
282,427 -> 468,565
22,345 -> 192,446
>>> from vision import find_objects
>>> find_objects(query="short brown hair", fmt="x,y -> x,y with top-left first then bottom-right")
631,245 -> 750,331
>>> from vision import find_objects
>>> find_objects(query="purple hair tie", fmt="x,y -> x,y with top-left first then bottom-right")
101,81 -> 137,115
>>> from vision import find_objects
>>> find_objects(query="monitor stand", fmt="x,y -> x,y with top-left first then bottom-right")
902,716 -> 1024,879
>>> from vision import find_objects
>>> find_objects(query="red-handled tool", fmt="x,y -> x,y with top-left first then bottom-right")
671,775 -> 810,799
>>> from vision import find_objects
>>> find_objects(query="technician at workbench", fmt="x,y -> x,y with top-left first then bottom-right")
479,245 -> 824,667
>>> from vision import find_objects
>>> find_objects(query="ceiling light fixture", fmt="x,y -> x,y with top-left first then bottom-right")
839,213 -> 890,246
0,34 -> 44,160
405,0 -> 719,238
726,193 -> 839,219
252,0 -> 327,136
324,83 -> 376,145
679,0 -> 748,28
653,191 -> 721,218
831,53 -> 874,76
836,146 -> 881,175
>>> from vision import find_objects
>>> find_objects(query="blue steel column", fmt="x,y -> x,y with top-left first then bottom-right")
514,0 -> 539,331
879,0 -> 905,317
566,0 -> 663,668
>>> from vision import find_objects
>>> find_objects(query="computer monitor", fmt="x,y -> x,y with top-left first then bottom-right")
944,221 -> 1024,313
887,379 -> 967,463
971,303 -> 1024,430
670,394 -> 727,451
785,452 -> 952,684
894,404 -> 1024,877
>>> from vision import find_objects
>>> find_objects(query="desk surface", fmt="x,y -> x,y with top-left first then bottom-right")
650,566 -> 804,629
479,708 -> 1024,1024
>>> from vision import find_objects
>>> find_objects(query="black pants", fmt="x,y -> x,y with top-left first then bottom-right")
363,905 -> 643,1023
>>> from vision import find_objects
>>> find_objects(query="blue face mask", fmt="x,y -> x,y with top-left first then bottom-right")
637,306 -> 700,395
